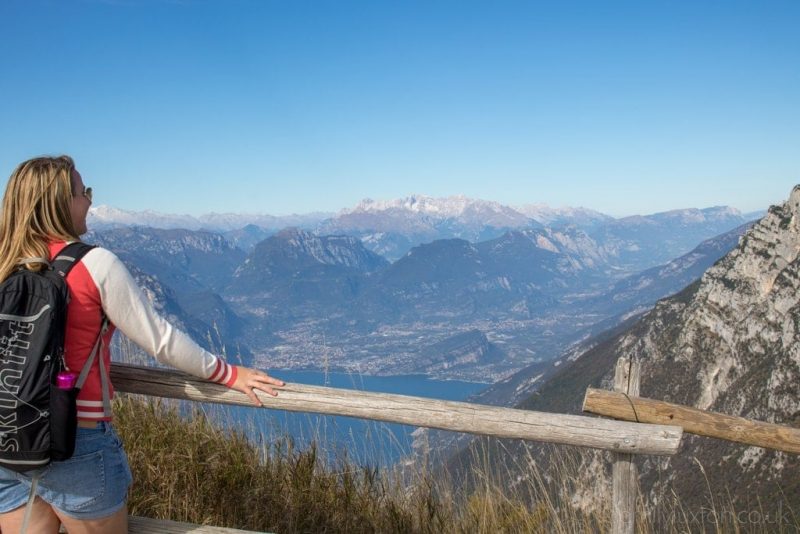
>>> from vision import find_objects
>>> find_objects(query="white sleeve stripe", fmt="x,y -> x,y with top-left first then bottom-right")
220,364 -> 233,385
211,361 -> 230,383
77,411 -> 107,418
76,400 -> 105,407
209,359 -> 224,382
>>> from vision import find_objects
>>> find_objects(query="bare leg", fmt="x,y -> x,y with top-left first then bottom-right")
0,496 -> 61,534
54,506 -> 127,534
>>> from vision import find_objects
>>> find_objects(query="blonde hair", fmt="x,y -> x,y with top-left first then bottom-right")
0,155 -> 80,282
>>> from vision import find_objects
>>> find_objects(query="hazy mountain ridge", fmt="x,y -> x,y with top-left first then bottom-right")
477,227 -> 611,278
221,224 -> 276,252
580,221 -> 755,318
91,196 -> 752,265
585,206 -> 748,271
231,228 -> 389,278
515,203 -> 613,228
326,198 -> 749,264
89,205 -> 331,233
87,226 -> 246,292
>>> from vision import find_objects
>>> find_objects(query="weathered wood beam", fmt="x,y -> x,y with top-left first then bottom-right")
110,363 -> 682,456
611,358 -> 641,534
583,388 -> 800,454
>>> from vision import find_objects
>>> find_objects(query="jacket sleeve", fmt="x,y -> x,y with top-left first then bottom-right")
83,247 -> 238,387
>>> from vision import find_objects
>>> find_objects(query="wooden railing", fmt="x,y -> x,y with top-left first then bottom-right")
111,361 -> 685,534
583,387 -> 800,454
111,359 -> 800,534
110,353 -> 800,534
110,362 -> 682,455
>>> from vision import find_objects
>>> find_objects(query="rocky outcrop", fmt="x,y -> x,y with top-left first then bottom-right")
630,186 -> 800,519
448,187 -> 799,528
591,187 -> 800,523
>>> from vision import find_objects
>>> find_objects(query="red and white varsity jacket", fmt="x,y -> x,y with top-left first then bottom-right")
49,241 -> 238,422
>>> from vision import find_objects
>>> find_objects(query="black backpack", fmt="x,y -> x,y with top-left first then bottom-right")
0,242 -> 100,473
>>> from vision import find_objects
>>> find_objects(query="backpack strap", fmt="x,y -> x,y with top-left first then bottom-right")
53,242 -> 114,417
75,318 -> 112,417
15,242 -> 94,272
50,242 -> 96,278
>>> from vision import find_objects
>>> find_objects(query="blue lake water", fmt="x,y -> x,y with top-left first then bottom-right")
199,370 -> 490,466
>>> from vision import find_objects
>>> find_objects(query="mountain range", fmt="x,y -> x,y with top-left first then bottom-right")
88,204 -> 332,233
451,220 -> 755,409
90,195 -> 760,264
91,195 -> 759,384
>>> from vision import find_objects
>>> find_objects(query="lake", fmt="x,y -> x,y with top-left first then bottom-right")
199,370 -> 491,467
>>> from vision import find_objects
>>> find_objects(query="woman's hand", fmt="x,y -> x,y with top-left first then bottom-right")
232,366 -> 285,406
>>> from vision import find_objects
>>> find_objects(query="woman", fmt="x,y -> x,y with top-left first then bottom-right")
0,156 -> 284,533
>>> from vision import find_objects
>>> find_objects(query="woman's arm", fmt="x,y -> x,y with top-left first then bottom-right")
86,247 -> 284,401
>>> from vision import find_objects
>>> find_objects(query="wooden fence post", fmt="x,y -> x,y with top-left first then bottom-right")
611,357 -> 641,534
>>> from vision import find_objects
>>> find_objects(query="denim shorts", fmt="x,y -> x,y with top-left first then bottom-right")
0,422 -> 133,519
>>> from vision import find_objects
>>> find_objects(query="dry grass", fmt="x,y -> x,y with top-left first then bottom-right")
114,395 -> 799,533
114,395 -> 603,533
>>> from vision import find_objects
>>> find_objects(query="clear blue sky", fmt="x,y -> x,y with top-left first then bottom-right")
1,0 -> 798,216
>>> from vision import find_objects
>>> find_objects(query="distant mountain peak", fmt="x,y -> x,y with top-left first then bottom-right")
514,204 -> 613,227
344,194 -> 516,219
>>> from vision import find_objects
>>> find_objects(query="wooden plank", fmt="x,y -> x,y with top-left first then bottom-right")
128,515 -> 269,533
110,363 -> 683,455
583,388 -> 800,454
610,358 -> 641,534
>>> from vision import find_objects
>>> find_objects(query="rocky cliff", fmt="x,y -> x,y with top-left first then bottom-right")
448,186 -> 800,529
630,186 -> 800,521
